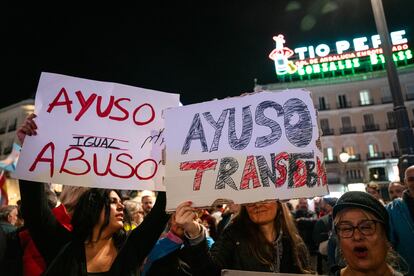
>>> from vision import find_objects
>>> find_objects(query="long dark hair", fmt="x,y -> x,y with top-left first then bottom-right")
71,188 -> 126,243
232,202 -> 312,273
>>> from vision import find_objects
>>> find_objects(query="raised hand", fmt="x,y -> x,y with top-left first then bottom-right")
16,113 -> 37,145
175,201 -> 201,238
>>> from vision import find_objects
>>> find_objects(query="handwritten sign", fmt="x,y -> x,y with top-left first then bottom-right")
14,72 -> 180,191
164,90 -> 328,209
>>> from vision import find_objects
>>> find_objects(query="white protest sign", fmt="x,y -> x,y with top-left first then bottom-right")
165,90 -> 328,210
14,72 -> 180,191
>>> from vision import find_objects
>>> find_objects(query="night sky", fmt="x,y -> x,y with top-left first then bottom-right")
3,1 -> 414,109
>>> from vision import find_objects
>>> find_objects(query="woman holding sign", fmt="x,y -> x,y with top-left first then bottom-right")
175,199 -> 312,275
17,114 -> 170,275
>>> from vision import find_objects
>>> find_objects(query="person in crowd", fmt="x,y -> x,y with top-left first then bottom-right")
43,188 -> 169,275
216,202 -> 240,237
312,197 -> 338,274
175,199 -> 313,275
123,200 -> 144,231
388,181 -> 406,201
0,205 -> 19,234
17,113 -> 170,275
366,182 -> 385,205
142,213 -> 215,276
313,197 -> 338,250
333,191 -> 405,276
293,198 -> 317,254
387,165 -> 414,275
18,184 -> 88,276
294,198 -> 316,219
141,195 -> 154,217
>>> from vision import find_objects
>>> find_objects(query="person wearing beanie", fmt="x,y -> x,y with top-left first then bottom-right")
332,191 -> 405,276
387,165 -> 414,276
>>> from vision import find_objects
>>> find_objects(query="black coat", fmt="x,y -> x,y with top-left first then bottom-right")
184,223 -> 307,276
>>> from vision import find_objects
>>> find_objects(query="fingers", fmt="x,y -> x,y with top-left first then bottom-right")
16,113 -> 38,144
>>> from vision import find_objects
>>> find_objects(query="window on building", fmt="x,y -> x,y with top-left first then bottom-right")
344,146 -> 355,157
320,118 -> 330,129
3,141 -> 13,155
363,114 -> 375,126
406,84 -> 414,100
324,147 -> 335,161
369,167 -> 387,181
7,118 -> 17,132
338,94 -> 348,108
387,111 -> 396,126
368,144 -> 379,158
318,97 -> 327,110
341,116 -> 351,128
359,90 -> 372,105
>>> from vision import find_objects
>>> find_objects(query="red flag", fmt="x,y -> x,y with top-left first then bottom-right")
0,171 -> 7,206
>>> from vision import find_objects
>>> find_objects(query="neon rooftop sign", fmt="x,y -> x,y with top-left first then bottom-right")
269,30 -> 413,79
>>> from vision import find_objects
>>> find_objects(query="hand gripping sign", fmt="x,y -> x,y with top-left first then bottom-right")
164,90 -> 328,210
14,72 -> 180,191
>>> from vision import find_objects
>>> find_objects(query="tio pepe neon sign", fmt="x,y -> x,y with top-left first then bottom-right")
269,30 -> 412,78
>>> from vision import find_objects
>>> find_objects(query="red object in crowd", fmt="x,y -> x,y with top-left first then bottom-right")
19,204 -> 72,276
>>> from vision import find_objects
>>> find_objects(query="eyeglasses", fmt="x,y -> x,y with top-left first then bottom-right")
335,219 -> 382,239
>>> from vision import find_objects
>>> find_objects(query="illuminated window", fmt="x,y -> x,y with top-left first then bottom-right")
344,146 -> 356,157
368,144 -> 379,158
359,90 -> 372,105
325,147 -> 335,161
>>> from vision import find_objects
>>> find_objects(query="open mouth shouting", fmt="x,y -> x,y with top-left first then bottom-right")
353,246 -> 368,258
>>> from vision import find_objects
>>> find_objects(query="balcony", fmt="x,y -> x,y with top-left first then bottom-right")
348,154 -> 361,162
321,128 -> 334,136
337,101 -> 352,109
359,99 -> 374,106
366,152 -> 385,160
316,103 -> 330,111
340,126 -> 357,134
386,122 -> 397,129
362,124 -> 380,132
381,96 -> 393,104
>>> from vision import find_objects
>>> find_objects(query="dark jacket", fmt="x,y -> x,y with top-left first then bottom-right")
43,191 -> 169,275
184,223 -> 307,276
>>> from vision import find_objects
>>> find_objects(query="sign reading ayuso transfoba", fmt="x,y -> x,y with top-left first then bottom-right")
164,90 -> 328,210
14,72 -> 180,191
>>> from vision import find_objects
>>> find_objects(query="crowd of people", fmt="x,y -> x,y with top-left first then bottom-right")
0,114 -> 413,275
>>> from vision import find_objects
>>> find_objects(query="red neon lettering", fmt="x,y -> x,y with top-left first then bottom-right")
29,142 -> 55,177
275,152 -> 289,187
109,98 -> 130,121
180,159 -> 218,191
135,158 -> 158,180
240,155 -> 260,189
47,88 -> 73,114
59,147 -> 90,175
74,91 -> 97,121
133,103 -> 155,126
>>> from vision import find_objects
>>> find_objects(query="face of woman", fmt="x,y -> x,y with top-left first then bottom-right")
245,201 -> 278,225
337,209 -> 388,273
98,191 -> 125,233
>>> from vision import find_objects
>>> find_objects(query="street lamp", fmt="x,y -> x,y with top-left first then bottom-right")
339,151 -> 350,163
370,0 -> 414,181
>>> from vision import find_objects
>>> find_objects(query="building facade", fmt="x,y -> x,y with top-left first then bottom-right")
255,65 -> 414,198
0,99 -> 34,204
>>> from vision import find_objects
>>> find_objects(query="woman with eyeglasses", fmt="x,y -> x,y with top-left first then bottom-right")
174,200 -> 313,275
332,191 -> 405,276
